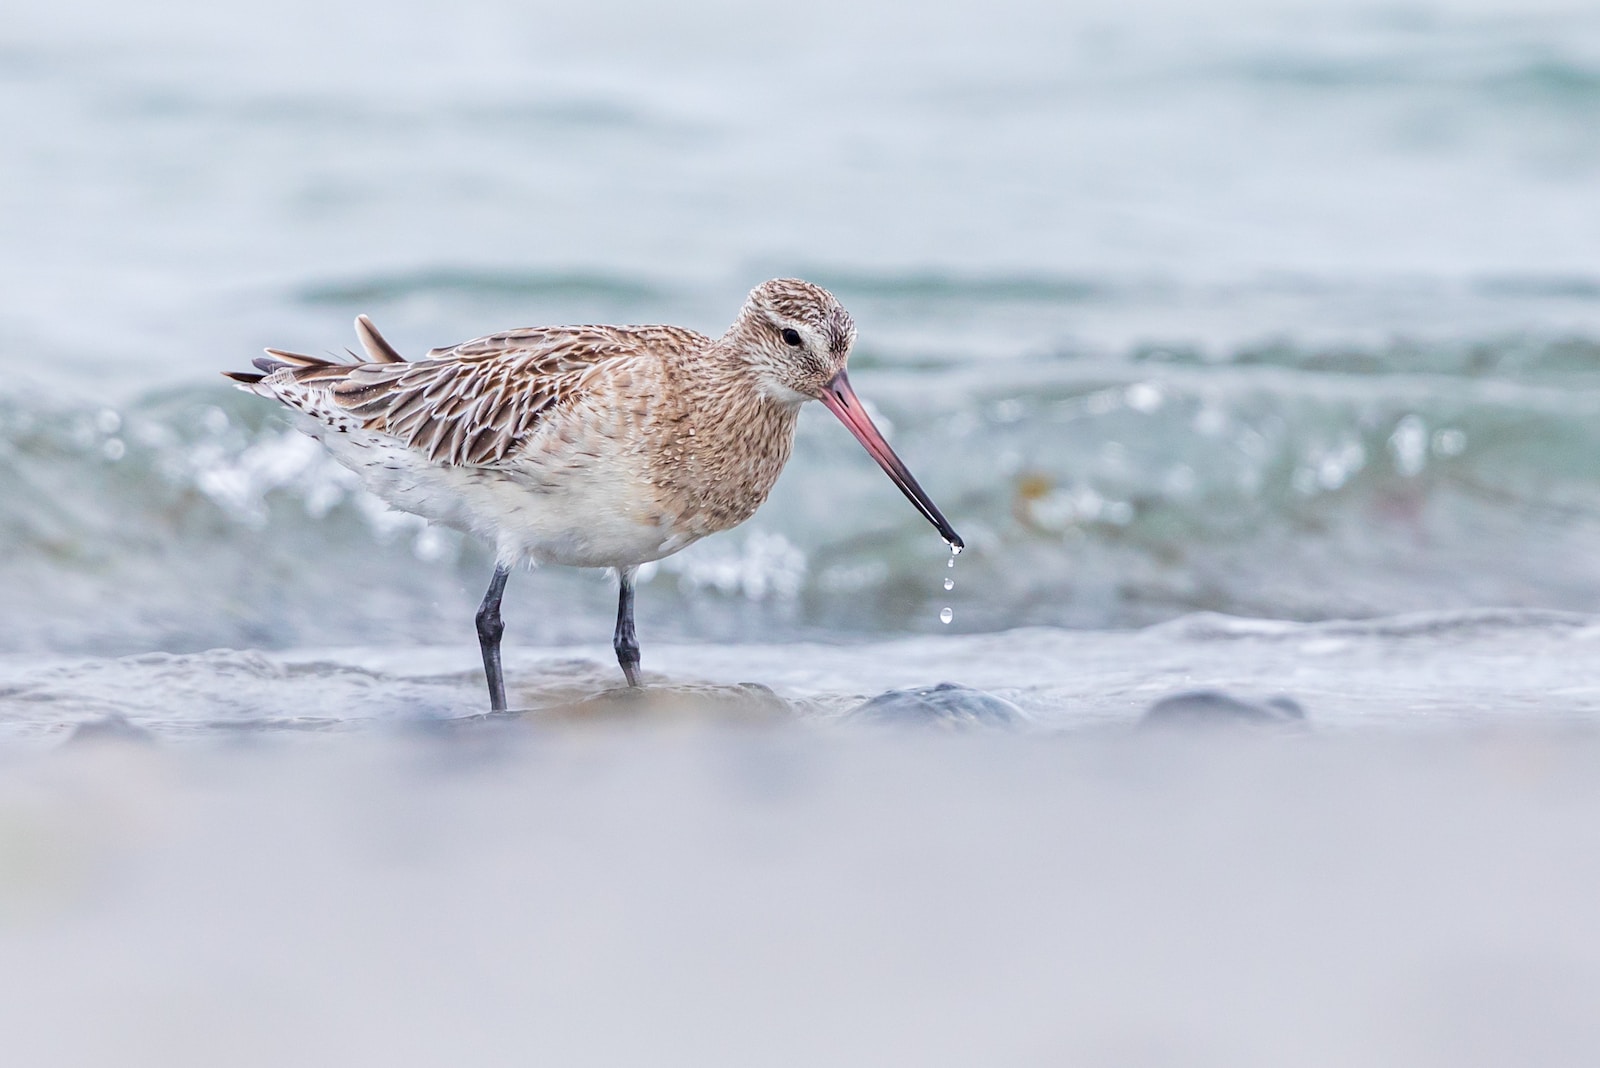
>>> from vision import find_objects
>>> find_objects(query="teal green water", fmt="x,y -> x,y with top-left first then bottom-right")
4,0 -> 1600,655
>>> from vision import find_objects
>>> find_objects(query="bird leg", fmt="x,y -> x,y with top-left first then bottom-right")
614,567 -> 642,688
475,565 -> 511,711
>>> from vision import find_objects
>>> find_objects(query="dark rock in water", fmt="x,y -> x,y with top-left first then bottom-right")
1140,690 -> 1306,730
63,713 -> 156,746
849,682 -> 1023,729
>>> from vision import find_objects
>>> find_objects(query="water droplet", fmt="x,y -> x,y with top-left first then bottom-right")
946,557 -> 955,568
943,577 -> 954,591
939,607 -> 953,625
950,543 -> 963,556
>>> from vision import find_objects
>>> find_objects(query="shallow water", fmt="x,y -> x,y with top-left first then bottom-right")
5,610 -> 1600,746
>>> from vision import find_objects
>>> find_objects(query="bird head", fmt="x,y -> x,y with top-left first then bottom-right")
727,278 -> 963,553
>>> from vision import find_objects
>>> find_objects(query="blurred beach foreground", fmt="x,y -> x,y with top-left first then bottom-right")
5,0 -> 1600,1061
2,625 -> 1599,1065
1,715 -> 1599,1066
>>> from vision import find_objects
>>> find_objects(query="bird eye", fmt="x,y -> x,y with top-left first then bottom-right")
781,327 -> 803,348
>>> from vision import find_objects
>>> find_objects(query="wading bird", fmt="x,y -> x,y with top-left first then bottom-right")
227,279 -> 962,710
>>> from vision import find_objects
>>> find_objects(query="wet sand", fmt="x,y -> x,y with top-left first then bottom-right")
3,719 -> 1598,1067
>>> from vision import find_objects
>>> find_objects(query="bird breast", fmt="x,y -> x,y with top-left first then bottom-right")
643,383 -> 801,538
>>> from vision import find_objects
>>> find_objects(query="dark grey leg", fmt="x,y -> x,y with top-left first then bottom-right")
614,567 -> 642,688
475,565 -> 511,711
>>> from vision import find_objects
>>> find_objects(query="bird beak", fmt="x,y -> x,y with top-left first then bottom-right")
818,370 -> 964,552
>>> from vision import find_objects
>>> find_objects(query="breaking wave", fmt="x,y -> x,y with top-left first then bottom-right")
8,329 -> 1600,654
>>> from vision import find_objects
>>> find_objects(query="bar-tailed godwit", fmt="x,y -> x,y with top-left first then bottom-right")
226,279 -> 962,710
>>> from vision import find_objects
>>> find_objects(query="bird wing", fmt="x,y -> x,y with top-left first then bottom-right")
228,319 -> 702,468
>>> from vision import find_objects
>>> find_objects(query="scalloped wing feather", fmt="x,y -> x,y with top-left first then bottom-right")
325,325 -> 700,467
229,320 -> 707,468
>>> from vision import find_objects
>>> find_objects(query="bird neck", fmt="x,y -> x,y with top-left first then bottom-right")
649,343 -> 801,534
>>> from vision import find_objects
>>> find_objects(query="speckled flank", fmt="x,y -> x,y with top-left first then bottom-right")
224,279 -> 851,571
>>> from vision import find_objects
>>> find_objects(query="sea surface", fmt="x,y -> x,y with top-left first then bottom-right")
4,0 -> 1600,1063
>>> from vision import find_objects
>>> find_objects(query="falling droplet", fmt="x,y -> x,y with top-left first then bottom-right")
943,577 -> 954,591
946,556 -> 955,568
939,607 -> 953,625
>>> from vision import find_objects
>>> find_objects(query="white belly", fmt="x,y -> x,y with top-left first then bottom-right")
306,420 -> 698,570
